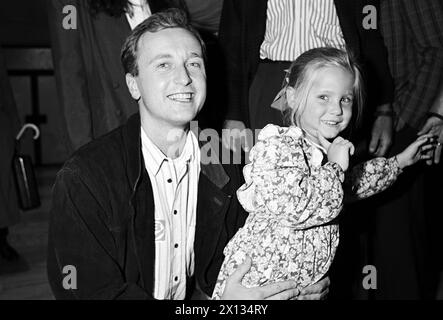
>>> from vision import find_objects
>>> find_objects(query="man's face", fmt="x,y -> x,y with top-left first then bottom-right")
126,28 -> 206,129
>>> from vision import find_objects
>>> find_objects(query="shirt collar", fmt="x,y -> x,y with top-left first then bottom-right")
141,127 -> 198,176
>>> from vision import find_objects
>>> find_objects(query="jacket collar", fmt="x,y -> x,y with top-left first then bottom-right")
122,113 -> 230,192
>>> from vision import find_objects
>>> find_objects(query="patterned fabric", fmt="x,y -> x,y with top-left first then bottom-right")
260,0 -> 346,61
380,0 -> 443,131
212,124 -> 401,299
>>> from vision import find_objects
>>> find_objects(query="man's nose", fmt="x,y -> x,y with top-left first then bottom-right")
174,64 -> 192,86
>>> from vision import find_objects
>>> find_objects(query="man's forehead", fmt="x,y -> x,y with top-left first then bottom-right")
137,28 -> 202,55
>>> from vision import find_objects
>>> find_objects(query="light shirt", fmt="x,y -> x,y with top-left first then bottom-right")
260,0 -> 346,61
126,0 -> 152,30
141,127 -> 201,300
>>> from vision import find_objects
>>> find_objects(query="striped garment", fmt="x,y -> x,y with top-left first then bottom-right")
125,0 -> 152,30
141,127 -> 200,300
260,0 -> 346,61
380,0 -> 443,131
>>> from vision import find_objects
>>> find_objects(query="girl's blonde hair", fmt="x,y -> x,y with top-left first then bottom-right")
283,47 -> 364,131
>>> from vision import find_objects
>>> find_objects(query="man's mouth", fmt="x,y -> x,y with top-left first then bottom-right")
167,92 -> 194,103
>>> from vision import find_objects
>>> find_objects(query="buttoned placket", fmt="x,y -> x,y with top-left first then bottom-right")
165,156 -> 191,298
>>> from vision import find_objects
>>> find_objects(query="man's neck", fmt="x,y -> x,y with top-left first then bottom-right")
141,116 -> 189,159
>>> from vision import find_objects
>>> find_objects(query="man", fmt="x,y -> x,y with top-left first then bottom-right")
219,0 -> 394,159
364,0 -> 443,299
47,0 -> 188,153
47,9 -> 328,299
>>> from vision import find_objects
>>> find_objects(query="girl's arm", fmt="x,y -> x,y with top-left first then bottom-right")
345,134 -> 435,200
345,156 -> 401,200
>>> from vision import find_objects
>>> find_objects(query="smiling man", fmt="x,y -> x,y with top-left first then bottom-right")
47,9 -> 329,300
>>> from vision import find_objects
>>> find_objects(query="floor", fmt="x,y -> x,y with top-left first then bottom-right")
0,166 -> 58,300
0,166 -> 442,300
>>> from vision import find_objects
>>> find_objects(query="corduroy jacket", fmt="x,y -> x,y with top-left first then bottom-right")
47,114 -> 248,299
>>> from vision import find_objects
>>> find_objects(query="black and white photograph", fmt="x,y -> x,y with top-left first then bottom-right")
0,0 -> 442,305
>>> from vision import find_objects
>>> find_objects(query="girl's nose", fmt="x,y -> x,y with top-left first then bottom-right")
329,100 -> 343,115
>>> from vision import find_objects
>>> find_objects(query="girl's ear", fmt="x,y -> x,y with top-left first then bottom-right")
286,86 -> 296,109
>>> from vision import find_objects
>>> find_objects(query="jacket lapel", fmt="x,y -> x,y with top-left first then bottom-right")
194,135 -> 232,281
123,114 -> 156,293
194,171 -> 231,284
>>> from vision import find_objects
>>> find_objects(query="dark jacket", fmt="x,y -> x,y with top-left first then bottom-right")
218,0 -> 394,127
47,0 -> 188,153
47,114 -> 248,299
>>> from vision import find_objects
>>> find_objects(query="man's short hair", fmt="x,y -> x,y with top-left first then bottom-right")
121,8 -> 206,76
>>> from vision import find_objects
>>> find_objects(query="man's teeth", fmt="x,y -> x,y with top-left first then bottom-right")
168,93 -> 193,101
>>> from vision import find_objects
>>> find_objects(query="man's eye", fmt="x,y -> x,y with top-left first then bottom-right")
158,63 -> 170,69
319,95 -> 328,101
188,61 -> 202,68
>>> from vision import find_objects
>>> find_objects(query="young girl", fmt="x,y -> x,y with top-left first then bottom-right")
212,47 -> 435,299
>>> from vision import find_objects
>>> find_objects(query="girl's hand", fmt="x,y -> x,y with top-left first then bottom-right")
317,133 -> 355,171
395,134 -> 436,169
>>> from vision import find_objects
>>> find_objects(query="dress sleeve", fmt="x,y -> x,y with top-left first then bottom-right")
345,156 -> 402,200
237,129 -> 345,230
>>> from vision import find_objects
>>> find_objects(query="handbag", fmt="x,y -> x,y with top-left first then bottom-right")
13,123 -> 41,210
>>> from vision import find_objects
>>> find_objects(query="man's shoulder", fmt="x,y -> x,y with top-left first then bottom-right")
60,126 -> 129,183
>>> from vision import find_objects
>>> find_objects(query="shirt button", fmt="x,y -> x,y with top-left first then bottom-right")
167,178 -> 172,183
174,276 -> 178,281
173,210 -> 177,215
174,243 -> 178,248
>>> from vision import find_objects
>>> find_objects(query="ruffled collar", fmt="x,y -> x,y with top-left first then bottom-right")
258,124 -> 325,167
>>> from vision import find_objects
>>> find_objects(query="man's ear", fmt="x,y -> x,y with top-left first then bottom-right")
126,73 -> 141,100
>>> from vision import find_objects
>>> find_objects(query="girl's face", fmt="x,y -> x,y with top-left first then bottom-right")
297,66 -> 354,143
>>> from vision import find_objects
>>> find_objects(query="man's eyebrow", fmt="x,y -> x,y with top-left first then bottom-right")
148,54 -> 173,64
189,52 -> 203,58
148,52 -> 203,64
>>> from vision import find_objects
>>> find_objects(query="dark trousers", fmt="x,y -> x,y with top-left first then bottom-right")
332,125 -> 438,299
248,60 -> 291,131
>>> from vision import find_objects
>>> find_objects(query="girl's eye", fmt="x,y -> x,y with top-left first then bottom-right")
341,97 -> 353,103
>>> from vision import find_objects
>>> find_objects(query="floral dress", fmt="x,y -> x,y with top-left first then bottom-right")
211,124 -> 402,299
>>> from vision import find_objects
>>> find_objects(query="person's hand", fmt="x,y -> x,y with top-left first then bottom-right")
296,277 -> 330,300
318,133 -> 355,172
395,134 -> 436,169
221,257 -> 300,300
222,120 -> 252,153
417,115 -> 443,165
369,115 -> 393,157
